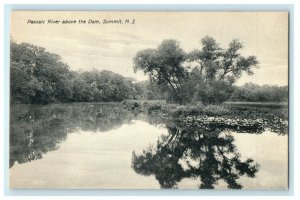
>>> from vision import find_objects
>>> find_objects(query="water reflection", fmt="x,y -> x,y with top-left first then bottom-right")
10,103 -> 287,189
10,103 -> 135,168
131,118 -> 263,189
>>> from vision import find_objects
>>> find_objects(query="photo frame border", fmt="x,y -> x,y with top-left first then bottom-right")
3,3 -> 294,196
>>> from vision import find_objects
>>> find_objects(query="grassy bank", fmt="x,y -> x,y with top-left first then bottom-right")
122,100 -> 287,117
122,100 -> 288,135
223,101 -> 288,109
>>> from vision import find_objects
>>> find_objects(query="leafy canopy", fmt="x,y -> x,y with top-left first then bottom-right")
134,36 -> 259,104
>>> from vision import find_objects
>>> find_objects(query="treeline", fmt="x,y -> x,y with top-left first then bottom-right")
10,41 -> 288,104
230,83 -> 288,102
10,41 -> 163,104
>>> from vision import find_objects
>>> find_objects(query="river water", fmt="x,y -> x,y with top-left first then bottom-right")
9,103 -> 288,189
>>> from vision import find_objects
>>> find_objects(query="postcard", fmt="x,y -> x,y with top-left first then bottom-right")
9,11 -> 288,189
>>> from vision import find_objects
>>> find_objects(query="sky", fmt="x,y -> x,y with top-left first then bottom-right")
11,11 -> 288,86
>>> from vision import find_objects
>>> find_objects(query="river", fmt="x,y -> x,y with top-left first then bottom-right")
9,103 -> 288,189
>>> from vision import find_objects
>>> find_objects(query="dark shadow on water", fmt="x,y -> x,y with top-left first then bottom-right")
131,118 -> 264,189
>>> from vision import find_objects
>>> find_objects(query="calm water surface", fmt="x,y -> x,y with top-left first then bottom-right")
9,103 -> 288,189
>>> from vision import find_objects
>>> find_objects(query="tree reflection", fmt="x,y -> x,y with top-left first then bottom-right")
132,119 -> 260,189
10,103 -> 134,168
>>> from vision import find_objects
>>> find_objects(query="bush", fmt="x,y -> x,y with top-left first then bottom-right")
202,105 -> 230,116
169,104 -> 230,117
146,104 -> 162,112
122,100 -> 141,110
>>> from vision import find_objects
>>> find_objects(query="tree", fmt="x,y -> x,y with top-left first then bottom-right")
187,36 -> 259,104
133,40 -> 187,103
10,41 -> 73,104
71,74 -> 94,102
133,37 -> 259,104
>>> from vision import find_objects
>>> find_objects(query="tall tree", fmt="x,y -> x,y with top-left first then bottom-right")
133,40 -> 187,103
187,36 -> 259,104
133,37 -> 259,104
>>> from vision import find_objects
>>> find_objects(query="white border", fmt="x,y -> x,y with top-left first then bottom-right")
1,1 -> 299,200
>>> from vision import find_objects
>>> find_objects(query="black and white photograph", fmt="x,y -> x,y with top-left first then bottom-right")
9,11 -> 288,189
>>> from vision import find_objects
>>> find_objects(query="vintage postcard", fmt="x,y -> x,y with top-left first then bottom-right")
9,11 -> 288,189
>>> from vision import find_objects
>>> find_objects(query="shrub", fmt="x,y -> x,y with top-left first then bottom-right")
202,105 -> 230,116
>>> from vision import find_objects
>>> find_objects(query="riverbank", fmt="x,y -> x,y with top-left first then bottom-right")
122,100 -> 288,135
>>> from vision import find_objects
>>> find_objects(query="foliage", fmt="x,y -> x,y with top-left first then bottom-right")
10,41 -> 73,104
123,101 -> 288,135
75,70 -> 138,102
133,40 -> 188,103
186,36 -> 259,104
134,36 -> 259,104
230,83 -> 288,102
10,42 -> 140,104
11,40 -> 286,105
133,80 -> 168,100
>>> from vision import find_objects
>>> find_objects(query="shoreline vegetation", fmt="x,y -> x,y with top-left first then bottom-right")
10,39 -> 288,105
121,100 -> 288,134
10,38 -> 288,136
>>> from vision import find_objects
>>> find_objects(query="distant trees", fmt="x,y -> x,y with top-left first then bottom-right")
74,70 -> 137,102
134,36 -> 259,104
230,83 -> 288,102
11,40 -> 287,105
10,41 -> 73,104
10,41 -> 139,104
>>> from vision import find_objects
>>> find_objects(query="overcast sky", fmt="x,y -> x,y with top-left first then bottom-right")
11,11 -> 288,86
